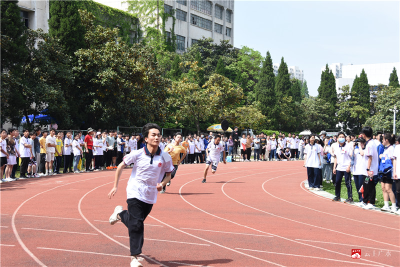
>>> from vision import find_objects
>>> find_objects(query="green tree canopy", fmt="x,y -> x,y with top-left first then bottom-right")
301,80 -> 309,98
169,54 -> 182,81
49,0 -> 86,56
318,64 -> 338,128
300,97 -> 332,133
275,57 -> 291,97
215,57 -> 226,76
389,67 -> 399,88
290,79 -> 302,103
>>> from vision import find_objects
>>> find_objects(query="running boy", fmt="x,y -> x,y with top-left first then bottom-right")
202,134 -> 226,183
107,123 -> 174,267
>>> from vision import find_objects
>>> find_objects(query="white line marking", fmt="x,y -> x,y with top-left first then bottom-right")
295,239 -> 400,253
178,171 -> 392,267
168,261 -> 210,267
0,226 -> 9,228
94,220 -> 163,227
1,214 -> 9,216
0,244 -> 15,247
21,227 -> 98,236
12,174 -> 112,267
236,248 -> 383,267
37,247 -> 130,258
180,227 -> 273,237
114,235 -> 210,246
22,214 -> 81,220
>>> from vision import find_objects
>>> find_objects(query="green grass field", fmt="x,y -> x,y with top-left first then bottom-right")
322,179 -> 384,208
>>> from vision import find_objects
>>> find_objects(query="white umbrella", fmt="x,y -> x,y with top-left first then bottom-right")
299,130 -> 311,136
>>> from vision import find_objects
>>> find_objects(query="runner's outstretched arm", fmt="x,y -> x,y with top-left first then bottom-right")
108,161 -> 125,198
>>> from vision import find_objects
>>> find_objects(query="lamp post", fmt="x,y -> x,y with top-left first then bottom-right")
389,105 -> 398,135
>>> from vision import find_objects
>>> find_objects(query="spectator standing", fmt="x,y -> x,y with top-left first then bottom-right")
45,129 -> 57,176
270,136 -> 277,161
245,134 -> 253,161
63,132 -> 73,173
393,136 -> 400,214
54,132 -> 63,174
116,132 -> 125,166
303,135 -> 322,190
34,128 -> 41,174
353,138 -> 367,205
11,129 -> 19,179
4,135 -> 18,181
322,138 -> 332,183
253,135 -> 260,161
84,128 -> 95,172
231,127 -> 240,160
188,137 -> 195,164
259,133 -> 266,161
298,137 -> 305,160
39,131 -> 47,175
19,129 -> 31,178
0,130 -> 10,182
227,136 -> 234,156
72,134 -> 83,173
106,132 -> 115,168
240,134 -> 246,161
379,134 -> 396,213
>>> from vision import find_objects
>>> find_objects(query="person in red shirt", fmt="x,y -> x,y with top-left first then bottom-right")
84,128 -> 95,172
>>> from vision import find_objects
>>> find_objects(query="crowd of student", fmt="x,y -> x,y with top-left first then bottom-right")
303,127 -> 400,215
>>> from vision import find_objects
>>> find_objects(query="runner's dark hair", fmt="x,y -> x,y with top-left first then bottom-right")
173,132 -> 182,138
142,123 -> 161,138
337,131 -> 346,137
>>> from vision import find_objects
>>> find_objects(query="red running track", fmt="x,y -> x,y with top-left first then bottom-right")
1,161 -> 399,267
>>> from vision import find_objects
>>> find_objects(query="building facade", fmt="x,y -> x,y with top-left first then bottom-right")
273,64 -> 304,82
18,0 -> 50,32
321,63 -> 343,79
328,62 -> 400,92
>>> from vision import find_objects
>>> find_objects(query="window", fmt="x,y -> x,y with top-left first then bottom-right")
176,9 -> 187,21
164,4 -> 173,15
214,23 -> 222,34
226,9 -> 232,23
20,11 -> 29,28
176,35 -> 185,51
177,0 -> 187,6
226,27 -> 231,37
191,0 -> 212,16
192,39 -> 199,45
165,31 -> 171,42
215,5 -> 223,20
191,14 -> 212,31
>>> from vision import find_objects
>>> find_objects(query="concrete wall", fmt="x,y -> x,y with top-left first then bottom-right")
18,0 -> 49,32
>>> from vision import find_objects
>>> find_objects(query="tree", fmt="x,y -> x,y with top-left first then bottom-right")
255,51 -> 277,128
74,10 -> 170,128
48,0 -> 86,56
389,67 -> 399,88
301,80 -> 309,98
195,50 -> 205,86
299,97 -> 332,133
275,57 -> 291,97
1,29 -> 73,129
290,79 -> 302,103
318,64 -> 338,128
229,104 -> 266,132
169,54 -> 182,81
365,86 -> 400,134
215,57 -> 226,76
348,69 -> 370,131
0,0 -> 28,73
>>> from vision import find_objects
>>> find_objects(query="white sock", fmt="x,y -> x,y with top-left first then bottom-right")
384,201 -> 389,207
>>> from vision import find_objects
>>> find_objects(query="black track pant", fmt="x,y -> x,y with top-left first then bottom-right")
85,149 -> 93,171
64,155 -> 72,173
120,198 -> 153,256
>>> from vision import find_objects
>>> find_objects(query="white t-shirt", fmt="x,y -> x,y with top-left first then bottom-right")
194,140 -> 201,153
353,147 -> 368,176
129,138 -> 137,151
188,141 -> 195,154
334,143 -> 353,172
64,138 -> 72,155
365,139 -> 378,176
373,139 -> 381,147
123,148 -> 174,204
19,136 -> 31,158
240,138 -> 246,150
72,140 -> 81,155
298,140 -> 304,150
93,138 -> 103,156
45,135 -> 56,153
286,137 -> 292,148
381,146 -> 395,160
102,137 -> 107,152
270,140 -> 277,150
207,141 -> 224,163
304,144 -> 321,168
393,145 -> 400,178
1,139 -> 7,157
281,138 -> 287,148
159,142 -> 165,152
199,138 -> 205,151
117,138 -> 125,152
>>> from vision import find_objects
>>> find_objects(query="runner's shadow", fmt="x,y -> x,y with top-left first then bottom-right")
166,192 -> 214,196
214,181 -> 245,183
143,256 -> 233,266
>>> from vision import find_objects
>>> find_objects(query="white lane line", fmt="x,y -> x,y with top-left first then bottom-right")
180,227 -> 273,237
37,247 -> 130,258
94,220 -> 163,227
114,235 -> 210,246
21,227 -> 98,236
0,226 -> 9,228
295,239 -> 400,253
235,248 -> 383,267
12,174 -> 113,267
1,244 -> 15,247
263,179 -> 400,230
1,214 -> 9,216
168,261 -> 210,267
22,214 -> 81,221
180,171 -> 393,267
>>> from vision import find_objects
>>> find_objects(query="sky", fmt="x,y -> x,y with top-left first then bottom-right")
234,1 -> 400,96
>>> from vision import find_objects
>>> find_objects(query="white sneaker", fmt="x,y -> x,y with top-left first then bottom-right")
363,203 -> 375,210
160,189 -> 166,194
381,205 -> 391,212
325,180 -> 331,183
166,181 -> 171,186
130,257 -> 143,267
391,206 -> 397,213
314,188 -> 321,191
396,209 -> 400,215
0,179 -> 3,183
5,177 -> 16,182
109,205 -> 123,225
74,171 -> 80,174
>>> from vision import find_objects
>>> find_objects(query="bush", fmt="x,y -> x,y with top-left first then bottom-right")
261,130 -> 280,136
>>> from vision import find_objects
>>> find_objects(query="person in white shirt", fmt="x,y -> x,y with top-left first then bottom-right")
202,134 -> 226,183
240,134 -> 246,161
359,127 -> 379,210
129,135 -> 137,152
352,138 -> 368,205
303,135 -> 322,190
63,132 -> 73,173
45,129 -> 57,176
0,129 -> 10,182
19,129 -> 32,178
379,133 -> 396,212
392,136 -> 400,215
107,123 -> 174,267
194,136 -> 202,163
269,136 -> 277,161
72,134 -> 83,173
298,138 -> 305,160
333,132 -> 354,203
93,132 -> 104,171
291,135 -> 299,160
200,135 -> 205,162
322,138 -> 333,183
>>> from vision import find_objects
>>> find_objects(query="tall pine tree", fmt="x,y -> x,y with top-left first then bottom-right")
0,0 -> 28,72
301,80 -> 309,98
318,64 -> 338,128
48,0 -> 85,56
389,67 -> 399,88
355,69 -> 370,111
289,79 -> 302,102
169,54 -> 182,81
275,57 -> 291,97
215,57 -> 226,76
255,51 -> 276,128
